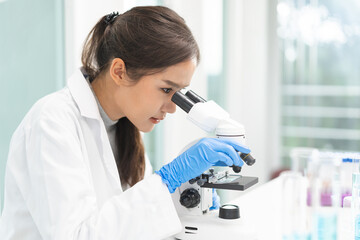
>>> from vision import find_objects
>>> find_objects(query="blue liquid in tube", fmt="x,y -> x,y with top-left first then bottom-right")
314,213 -> 337,240
356,214 -> 360,240
353,173 -> 360,240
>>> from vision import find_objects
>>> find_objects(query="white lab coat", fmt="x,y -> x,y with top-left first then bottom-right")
0,69 -> 181,239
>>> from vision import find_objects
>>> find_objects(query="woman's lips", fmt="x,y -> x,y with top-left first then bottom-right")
150,117 -> 163,124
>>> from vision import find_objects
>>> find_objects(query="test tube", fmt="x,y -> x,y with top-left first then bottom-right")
290,147 -> 319,177
340,158 -> 354,206
310,153 -> 341,240
281,171 -> 309,240
352,158 -> 360,239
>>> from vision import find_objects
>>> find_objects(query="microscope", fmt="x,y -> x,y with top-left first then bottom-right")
170,90 -> 258,240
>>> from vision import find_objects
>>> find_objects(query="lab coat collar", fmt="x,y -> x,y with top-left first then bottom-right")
67,68 -> 102,120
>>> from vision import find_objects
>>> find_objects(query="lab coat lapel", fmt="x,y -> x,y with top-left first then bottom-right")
67,69 -> 122,192
80,118 -> 116,206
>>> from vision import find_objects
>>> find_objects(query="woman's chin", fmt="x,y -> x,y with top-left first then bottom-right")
138,123 -> 155,133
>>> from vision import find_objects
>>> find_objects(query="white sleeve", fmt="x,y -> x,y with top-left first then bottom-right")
23,113 -> 181,240
77,174 -> 181,240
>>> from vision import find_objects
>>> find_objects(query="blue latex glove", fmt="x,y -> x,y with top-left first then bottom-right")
210,188 -> 220,210
155,138 -> 250,193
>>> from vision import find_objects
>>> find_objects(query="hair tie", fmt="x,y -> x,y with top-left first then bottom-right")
104,11 -> 119,25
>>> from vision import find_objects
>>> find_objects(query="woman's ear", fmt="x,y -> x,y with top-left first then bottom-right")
109,58 -> 127,86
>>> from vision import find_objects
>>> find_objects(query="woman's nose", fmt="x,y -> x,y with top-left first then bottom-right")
162,100 -> 177,114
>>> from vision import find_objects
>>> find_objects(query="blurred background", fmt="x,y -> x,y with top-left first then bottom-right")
0,0 -> 359,209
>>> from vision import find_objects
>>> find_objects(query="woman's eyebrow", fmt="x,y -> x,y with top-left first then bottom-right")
162,80 -> 189,89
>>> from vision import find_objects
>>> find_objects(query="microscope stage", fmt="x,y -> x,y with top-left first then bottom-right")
202,175 -> 258,191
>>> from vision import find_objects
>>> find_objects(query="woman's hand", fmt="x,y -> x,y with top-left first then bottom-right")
155,138 -> 250,193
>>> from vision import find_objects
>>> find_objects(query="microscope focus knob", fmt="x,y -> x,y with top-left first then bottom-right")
180,188 -> 201,208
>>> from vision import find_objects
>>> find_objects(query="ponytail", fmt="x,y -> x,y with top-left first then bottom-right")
82,15 -> 110,82
115,118 -> 145,187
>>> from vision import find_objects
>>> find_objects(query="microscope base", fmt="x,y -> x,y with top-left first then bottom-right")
173,210 -> 257,240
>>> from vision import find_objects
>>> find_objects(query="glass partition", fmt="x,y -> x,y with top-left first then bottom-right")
278,0 -> 360,166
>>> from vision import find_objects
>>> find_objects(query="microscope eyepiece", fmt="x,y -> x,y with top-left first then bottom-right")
185,90 -> 206,103
171,91 -> 195,113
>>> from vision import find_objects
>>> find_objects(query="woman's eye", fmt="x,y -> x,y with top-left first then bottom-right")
162,88 -> 172,94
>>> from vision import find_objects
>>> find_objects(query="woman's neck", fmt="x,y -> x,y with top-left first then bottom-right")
91,73 -> 125,121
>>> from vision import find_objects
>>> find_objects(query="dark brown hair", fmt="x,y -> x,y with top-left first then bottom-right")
81,6 -> 200,187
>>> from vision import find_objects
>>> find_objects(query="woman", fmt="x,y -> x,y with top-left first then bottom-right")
0,6 -> 250,239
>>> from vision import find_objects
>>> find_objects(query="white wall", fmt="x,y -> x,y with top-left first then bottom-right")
64,0 -> 125,79
225,0 -> 280,185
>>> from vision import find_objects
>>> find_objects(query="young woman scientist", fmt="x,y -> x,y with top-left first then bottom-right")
0,6 -> 250,240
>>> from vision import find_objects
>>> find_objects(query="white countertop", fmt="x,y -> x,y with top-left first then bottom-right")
229,176 -> 352,240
